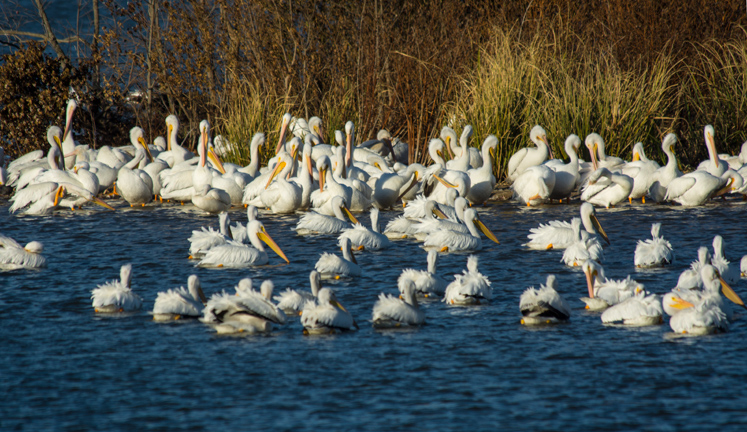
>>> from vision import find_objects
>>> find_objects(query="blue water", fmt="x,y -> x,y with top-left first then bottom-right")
1,199 -> 747,431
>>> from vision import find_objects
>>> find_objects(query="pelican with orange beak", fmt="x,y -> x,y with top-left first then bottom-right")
197,220 -> 289,267
422,208 -> 499,253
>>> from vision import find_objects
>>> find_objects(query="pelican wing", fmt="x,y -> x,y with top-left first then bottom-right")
274,288 -> 314,313
296,212 -> 349,234
9,182 -> 58,213
301,303 -> 355,330
238,290 -> 286,324
663,175 -> 697,201
601,295 -> 661,323
153,287 -> 202,316
91,282 -> 143,311
197,242 -> 267,268
519,287 -> 571,320
634,238 -> 674,267
372,293 -> 424,325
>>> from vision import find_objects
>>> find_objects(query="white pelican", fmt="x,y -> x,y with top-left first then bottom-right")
511,164 -> 556,206
152,275 -> 207,321
668,265 -> 745,335
507,125 -> 551,181
423,208 -> 499,253
192,184 -> 231,214
423,139 -> 471,204
525,203 -> 608,250
722,141 -> 747,170
117,127 -> 155,207
202,279 -> 286,334
260,143 -> 308,214
397,250 -> 448,299
584,133 -> 624,171
384,197 -> 447,240
274,270 -> 321,315
741,255 -> 747,278
580,260 -> 640,311
0,234 -> 46,270
696,125 -> 728,177
372,280 -> 425,328
411,197 -> 468,241
621,142 -> 659,203
91,264 -> 143,313
600,288 -> 663,326
371,160 -> 422,209
664,170 -> 736,207
546,134 -> 581,201
580,167 -> 632,208
634,223 -> 674,268
156,115 -> 194,167
301,288 -> 358,334
672,246 -> 711,292
296,196 -> 358,235
647,134 -> 682,202
338,207 -> 392,250
314,237 -> 362,279
188,212 -> 233,259
711,235 -> 740,285
561,218 -> 604,267
519,275 -> 571,325
197,220 -> 289,268
669,301 -> 728,335
443,255 -> 491,305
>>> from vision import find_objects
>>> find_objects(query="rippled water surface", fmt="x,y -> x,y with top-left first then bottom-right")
2,199 -> 747,431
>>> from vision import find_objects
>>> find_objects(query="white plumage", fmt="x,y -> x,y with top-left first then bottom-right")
91,264 -> 143,313
337,207 -> 392,250
152,275 -> 207,321
561,218 -> 603,267
295,196 -> 357,235
201,279 -> 286,334
581,167 -> 633,208
423,208 -> 499,253
524,202 -> 609,250
301,288 -> 358,334
519,275 -> 571,325
372,280 -> 425,328
314,237 -> 362,279
197,220 -> 289,268
188,212 -> 233,258
600,288 -> 663,326
443,255 -> 491,305
397,250 -> 448,298
634,223 -> 674,268
0,234 -> 46,270
274,270 -> 321,315
511,164 -> 556,206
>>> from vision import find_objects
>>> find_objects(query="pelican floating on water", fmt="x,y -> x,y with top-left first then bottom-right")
519,275 -> 571,325
0,234 -> 46,270
338,207 -> 392,250
274,270 -> 322,315
296,196 -> 358,235
634,223 -> 673,268
443,255 -> 491,305
372,280 -> 425,328
91,264 -> 143,313
202,279 -> 286,334
397,250 -> 448,299
600,288 -> 663,326
525,202 -> 608,250
507,125 -> 551,181
152,275 -> 207,321
301,288 -> 358,334
423,208 -> 499,253
188,212 -> 233,259
197,220 -> 289,268
314,237 -> 362,279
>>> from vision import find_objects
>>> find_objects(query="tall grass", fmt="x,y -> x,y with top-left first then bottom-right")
680,35 -> 747,161
448,29 -> 679,178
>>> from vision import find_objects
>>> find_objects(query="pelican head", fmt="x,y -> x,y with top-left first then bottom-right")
120,264 -> 133,288
130,126 -> 154,163
580,202 -> 609,244
24,241 -> 44,254
530,125 -> 548,147
662,133 -> 677,153
310,270 -> 321,297
47,126 -> 63,148
340,236 -> 357,265
344,121 -> 355,137
187,274 -> 207,304
631,142 -> 645,162
565,134 -> 582,156
331,196 -> 358,224
464,208 -> 500,244
165,114 -> 179,149
701,264 -> 745,309
587,167 -> 612,185
249,220 -> 289,264
483,135 -> 499,163
335,130 -> 344,146
309,116 -> 323,140
585,133 -> 604,170
260,280 -> 274,300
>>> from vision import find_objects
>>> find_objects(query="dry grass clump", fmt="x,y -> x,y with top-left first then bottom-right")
448,29 -> 679,176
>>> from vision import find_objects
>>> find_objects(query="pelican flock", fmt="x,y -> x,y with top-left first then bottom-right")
3,102 -> 747,342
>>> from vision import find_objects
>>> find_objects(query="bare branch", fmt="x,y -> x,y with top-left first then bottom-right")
32,0 -> 70,68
